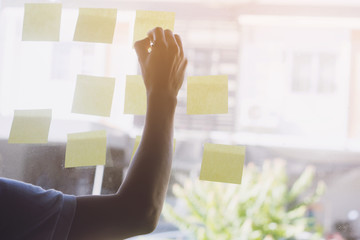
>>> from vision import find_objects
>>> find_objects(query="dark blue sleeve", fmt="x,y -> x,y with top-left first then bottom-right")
0,177 -> 76,240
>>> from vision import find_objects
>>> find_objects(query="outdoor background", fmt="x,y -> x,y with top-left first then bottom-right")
0,0 -> 360,239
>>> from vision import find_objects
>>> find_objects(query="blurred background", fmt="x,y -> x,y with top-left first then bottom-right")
0,0 -> 360,239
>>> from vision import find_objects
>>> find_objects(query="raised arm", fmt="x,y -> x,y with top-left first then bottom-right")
68,27 -> 187,240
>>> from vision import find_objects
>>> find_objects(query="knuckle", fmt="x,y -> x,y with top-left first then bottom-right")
170,46 -> 179,54
156,41 -> 166,47
164,29 -> 173,35
134,40 -> 141,47
134,38 -> 148,47
154,27 -> 163,32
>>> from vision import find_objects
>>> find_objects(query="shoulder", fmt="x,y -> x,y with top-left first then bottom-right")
0,177 -> 75,215
0,177 -> 76,240
0,177 -> 56,204
0,177 -> 43,193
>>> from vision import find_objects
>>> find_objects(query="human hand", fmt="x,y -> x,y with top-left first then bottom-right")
134,27 -> 187,100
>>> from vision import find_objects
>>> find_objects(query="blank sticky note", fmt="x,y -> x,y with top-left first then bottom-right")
65,130 -> 107,168
124,75 -> 147,115
130,136 -> 142,161
131,136 -> 176,162
72,74 -> 115,117
8,109 -> 52,144
133,10 -> 175,44
200,143 -> 245,184
22,3 -> 62,41
187,75 -> 228,115
73,8 -> 117,44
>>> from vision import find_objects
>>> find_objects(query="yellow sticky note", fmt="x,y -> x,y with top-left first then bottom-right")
22,3 -> 62,41
65,130 -> 107,168
133,10 -> 175,44
8,109 -> 52,144
72,74 -> 115,117
187,75 -> 228,115
131,136 -> 176,162
124,75 -> 147,115
200,143 -> 245,184
130,136 -> 142,161
73,8 -> 117,44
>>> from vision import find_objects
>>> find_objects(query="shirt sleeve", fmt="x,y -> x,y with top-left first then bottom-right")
0,177 -> 77,240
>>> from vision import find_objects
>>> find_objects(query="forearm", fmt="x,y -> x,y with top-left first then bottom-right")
116,92 -> 177,224
69,95 -> 177,240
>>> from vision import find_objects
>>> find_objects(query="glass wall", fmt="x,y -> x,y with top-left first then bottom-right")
1,1 -> 360,239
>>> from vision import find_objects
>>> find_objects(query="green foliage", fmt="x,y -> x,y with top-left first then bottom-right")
163,160 -> 325,240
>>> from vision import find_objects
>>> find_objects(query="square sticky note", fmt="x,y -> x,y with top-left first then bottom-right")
130,136 -> 176,162
187,75 -> 228,115
200,143 -> 245,184
124,75 -> 147,115
73,8 -> 117,44
8,109 -> 52,144
22,3 -> 62,41
133,10 -> 175,44
72,74 -> 115,117
65,130 -> 107,168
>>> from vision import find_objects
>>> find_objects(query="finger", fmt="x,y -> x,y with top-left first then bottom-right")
134,37 -> 150,63
179,58 -> 188,73
147,27 -> 166,47
174,34 -> 184,57
176,58 -> 188,89
164,29 -> 179,54
176,58 -> 188,81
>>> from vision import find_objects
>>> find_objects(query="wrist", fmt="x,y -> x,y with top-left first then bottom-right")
147,90 -> 177,107
147,91 -> 177,116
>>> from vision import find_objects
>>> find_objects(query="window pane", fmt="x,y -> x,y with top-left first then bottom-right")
292,53 -> 313,93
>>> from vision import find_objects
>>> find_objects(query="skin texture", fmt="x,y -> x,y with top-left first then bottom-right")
67,27 -> 187,240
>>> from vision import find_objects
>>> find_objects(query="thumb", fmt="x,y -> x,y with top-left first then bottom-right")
134,37 -> 150,63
